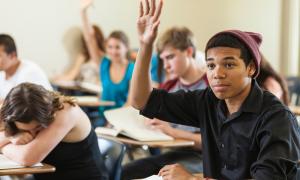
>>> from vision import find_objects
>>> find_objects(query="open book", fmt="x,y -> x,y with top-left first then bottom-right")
0,154 -> 43,170
95,106 -> 174,141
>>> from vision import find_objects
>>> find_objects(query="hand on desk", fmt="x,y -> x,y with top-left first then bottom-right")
10,132 -> 34,145
158,163 -> 199,180
145,118 -> 174,137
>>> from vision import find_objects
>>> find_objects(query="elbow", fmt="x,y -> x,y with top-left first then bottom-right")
129,97 -> 145,110
19,155 -> 41,167
10,149 -> 43,167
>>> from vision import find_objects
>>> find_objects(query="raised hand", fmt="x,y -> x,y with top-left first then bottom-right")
81,0 -> 94,11
137,0 -> 163,45
10,132 -> 34,145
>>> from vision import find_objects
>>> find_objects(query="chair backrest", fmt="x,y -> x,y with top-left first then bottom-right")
98,137 -> 126,180
287,77 -> 300,106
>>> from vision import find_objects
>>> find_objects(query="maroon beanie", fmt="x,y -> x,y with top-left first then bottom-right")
205,30 -> 262,78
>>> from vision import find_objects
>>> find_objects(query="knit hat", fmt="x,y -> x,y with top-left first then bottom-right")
205,30 -> 262,78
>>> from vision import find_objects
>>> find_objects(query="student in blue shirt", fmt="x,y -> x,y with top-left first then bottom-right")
81,0 -> 134,126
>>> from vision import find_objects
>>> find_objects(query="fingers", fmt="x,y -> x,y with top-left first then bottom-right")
158,164 -> 173,176
153,0 -> 163,22
139,0 -> 144,18
149,0 -> 156,16
144,0 -> 150,15
11,132 -> 34,145
151,20 -> 160,34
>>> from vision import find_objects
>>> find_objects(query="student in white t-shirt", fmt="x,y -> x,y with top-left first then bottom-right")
0,34 -> 52,101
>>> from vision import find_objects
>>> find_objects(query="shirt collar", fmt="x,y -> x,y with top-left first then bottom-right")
239,80 -> 263,113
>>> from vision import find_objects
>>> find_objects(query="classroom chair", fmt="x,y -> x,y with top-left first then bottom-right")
287,76 -> 300,106
98,137 -> 126,180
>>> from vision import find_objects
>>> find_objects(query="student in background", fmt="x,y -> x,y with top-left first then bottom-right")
130,0 -> 300,179
0,83 -> 108,180
53,25 -> 105,85
151,50 -> 206,87
122,27 -> 207,180
0,34 -> 52,102
256,55 -> 289,105
81,0 -> 134,126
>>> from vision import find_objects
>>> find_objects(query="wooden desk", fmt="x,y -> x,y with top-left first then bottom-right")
0,163 -> 55,176
98,134 -> 194,148
72,96 -> 115,107
194,173 -> 204,178
51,80 -> 102,95
289,106 -> 300,115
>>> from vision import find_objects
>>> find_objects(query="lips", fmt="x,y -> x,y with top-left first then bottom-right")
212,84 -> 230,92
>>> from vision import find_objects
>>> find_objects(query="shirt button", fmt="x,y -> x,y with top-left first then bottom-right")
221,143 -> 225,148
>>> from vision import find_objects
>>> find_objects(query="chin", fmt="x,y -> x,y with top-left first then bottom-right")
213,92 -> 229,100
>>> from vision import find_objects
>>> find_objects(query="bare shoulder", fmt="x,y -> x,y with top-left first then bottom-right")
53,103 -> 83,125
264,77 -> 281,88
55,103 -> 91,142
263,77 -> 283,99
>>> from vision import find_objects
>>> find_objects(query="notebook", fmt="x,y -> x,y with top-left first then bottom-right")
96,106 -> 174,141
0,154 -> 43,170
137,175 -> 163,180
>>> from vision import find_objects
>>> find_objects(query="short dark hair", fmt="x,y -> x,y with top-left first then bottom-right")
205,34 -> 253,66
0,83 -> 76,136
0,34 -> 17,56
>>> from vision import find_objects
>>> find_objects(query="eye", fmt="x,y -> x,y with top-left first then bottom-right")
207,63 -> 215,70
166,55 -> 175,60
225,63 -> 235,69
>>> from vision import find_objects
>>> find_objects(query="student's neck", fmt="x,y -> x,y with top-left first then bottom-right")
179,59 -> 205,85
111,58 -> 128,68
5,59 -> 21,80
225,81 -> 252,115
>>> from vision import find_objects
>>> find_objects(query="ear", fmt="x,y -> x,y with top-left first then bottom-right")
186,47 -> 194,58
247,61 -> 256,77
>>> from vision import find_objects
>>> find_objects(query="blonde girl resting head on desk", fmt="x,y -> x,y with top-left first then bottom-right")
0,83 -> 108,180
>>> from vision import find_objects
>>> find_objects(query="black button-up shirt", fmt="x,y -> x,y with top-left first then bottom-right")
141,81 -> 300,180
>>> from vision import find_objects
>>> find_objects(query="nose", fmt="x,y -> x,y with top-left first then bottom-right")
163,60 -> 170,71
213,66 -> 226,79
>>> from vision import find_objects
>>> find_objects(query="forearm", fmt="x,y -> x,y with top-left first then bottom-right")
169,130 -> 202,149
64,55 -> 85,80
1,143 -> 38,166
130,44 -> 153,109
80,9 -> 93,41
80,9 -> 103,63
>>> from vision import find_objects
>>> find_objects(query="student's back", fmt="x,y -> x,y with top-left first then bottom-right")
0,83 -> 108,180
